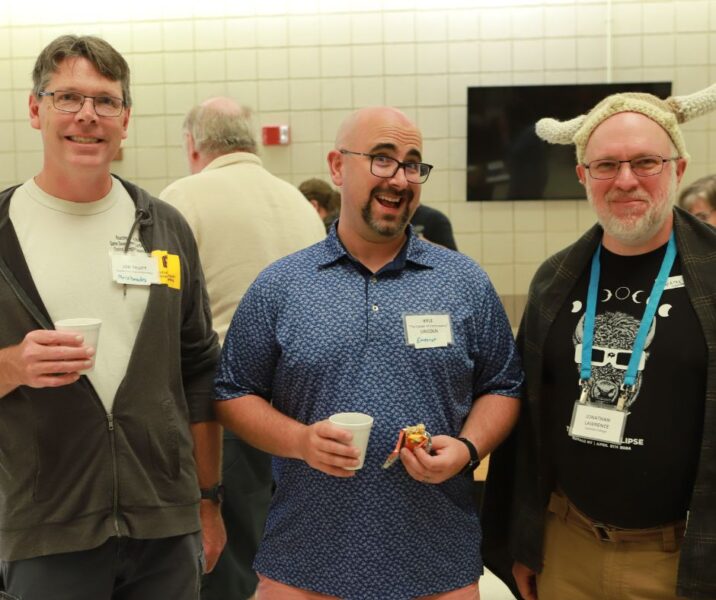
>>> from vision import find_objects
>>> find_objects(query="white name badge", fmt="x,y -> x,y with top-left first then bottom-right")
665,275 -> 684,290
569,402 -> 628,444
111,252 -> 160,286
403,313 -> 453,349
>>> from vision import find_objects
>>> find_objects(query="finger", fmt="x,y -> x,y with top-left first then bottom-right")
28,329 -> 86,346
31,359 -> 94,376
411,446 -> 436,467
316,448 -> 360,470
43,346 -> 95,361
32,373 -> 82,388
318,439 -> 360,460
318,462 -> 357,478
317,422 -> 354,444
399,449 -> 427,481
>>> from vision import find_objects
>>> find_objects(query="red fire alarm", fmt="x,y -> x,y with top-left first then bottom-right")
262,125 -> 290,146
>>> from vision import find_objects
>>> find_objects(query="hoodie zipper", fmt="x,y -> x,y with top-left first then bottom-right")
106,413 -> 121,536
105,206 -> 152,536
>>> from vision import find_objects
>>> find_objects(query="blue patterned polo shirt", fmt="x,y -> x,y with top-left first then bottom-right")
215,225 -> 523,600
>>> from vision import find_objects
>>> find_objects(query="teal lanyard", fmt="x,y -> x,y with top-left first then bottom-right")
580,232 -> 676,406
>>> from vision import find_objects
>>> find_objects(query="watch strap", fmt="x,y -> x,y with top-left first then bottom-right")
200,483 -> 225,504
457,437 -> 480,475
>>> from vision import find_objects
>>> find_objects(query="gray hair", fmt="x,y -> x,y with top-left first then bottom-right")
32,35 -> 131,108
184,101 -> 257,156
678,174 -> 716,212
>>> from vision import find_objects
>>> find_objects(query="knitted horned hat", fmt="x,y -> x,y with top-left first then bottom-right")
535,83 -> 716,163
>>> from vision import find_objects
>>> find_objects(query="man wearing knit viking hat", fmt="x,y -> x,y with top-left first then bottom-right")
482,84 -> 716,600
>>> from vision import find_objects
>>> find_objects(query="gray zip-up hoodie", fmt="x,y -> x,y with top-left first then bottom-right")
0,177 -> 220,561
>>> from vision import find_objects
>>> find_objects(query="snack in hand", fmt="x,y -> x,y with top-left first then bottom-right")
382,423 -> 433,469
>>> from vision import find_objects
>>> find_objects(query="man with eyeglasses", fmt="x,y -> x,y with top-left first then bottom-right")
483,86 -> 716,600
213,106 -> 523,599
0,35 -> 224,599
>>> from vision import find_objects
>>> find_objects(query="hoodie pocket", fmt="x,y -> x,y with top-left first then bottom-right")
147,397 -> 180,481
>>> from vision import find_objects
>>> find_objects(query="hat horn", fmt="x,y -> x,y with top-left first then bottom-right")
669,82 -> 716,123
534,115 -> 587,145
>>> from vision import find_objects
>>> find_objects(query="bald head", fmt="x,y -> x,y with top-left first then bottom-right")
335,107 -> 421,151
184,96 -> 257,161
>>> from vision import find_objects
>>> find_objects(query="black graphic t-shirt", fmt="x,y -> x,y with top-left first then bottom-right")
543,242 -> 707,527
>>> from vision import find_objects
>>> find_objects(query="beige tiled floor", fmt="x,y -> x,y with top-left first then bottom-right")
481,568 -> 517,599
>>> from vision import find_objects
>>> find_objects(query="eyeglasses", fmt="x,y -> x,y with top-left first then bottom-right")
339,149 -> 433,184
583,155 -> 679,180
39,90 -> 125,117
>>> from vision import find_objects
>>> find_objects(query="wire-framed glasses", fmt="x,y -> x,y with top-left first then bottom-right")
583,155 -> 679,180
39,90 -> 125,117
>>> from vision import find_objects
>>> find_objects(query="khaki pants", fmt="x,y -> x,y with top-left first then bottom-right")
257,574 -> 480,600
537,499 -> 682,600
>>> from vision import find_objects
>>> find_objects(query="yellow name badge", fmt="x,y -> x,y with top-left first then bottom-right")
151,250 -> 181,290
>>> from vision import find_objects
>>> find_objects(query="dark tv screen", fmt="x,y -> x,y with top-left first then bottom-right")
467,82 -> 672,201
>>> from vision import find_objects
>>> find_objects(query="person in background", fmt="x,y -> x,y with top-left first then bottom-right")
482,85 -> 716,600
213,106 -> 523,600
298,177 -> 340,231
678,174 -> 716,227
0,35 -> 224,599
411,203 -> 458,250
160,97 -> 325,600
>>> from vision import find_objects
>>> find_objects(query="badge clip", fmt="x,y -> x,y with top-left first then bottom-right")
616,384 -> 633,411
578,380 -> 589,404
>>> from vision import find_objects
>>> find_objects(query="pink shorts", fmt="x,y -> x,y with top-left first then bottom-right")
256,574 -> 480,600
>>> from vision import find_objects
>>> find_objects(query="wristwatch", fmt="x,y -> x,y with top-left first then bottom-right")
200,483 -> 225,505
457,437 -> 481,476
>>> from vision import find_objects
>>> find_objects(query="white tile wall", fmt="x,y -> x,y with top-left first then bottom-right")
1,0 -> 714,301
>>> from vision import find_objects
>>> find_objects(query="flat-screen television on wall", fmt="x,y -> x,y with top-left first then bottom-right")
467,82 -> 672,201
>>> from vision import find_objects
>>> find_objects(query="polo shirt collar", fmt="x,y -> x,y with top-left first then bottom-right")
317,220 -> 437,271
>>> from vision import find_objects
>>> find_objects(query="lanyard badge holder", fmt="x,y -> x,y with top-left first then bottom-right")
569,233 -> 676,445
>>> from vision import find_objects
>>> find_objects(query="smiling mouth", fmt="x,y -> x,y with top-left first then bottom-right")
67,136 -> 102,144
375,192 -> 405,209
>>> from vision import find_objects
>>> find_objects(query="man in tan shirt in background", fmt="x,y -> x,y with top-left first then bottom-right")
160,97 -> 325,600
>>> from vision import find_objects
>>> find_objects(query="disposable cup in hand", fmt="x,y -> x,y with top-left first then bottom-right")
54,318 -> 102,373
329,412 -> 374,470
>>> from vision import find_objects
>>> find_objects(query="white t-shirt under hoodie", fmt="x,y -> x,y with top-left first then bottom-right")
9,177 -> 149,412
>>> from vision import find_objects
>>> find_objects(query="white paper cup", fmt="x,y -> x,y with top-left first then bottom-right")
54,318 -> 102,373
329,412 -> 374,470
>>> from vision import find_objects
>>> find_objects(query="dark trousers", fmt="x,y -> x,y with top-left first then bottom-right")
201,433 -> 272,600
0,533 -> 202,600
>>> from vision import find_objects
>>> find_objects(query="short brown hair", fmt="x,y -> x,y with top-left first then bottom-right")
32,35 -> 132,108
298,178 -> 340,213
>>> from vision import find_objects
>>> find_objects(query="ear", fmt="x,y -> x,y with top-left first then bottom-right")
120,106 -> 131,140
327,149 -> 343,187
29,93 -> 41,130
576,163 -> 587,186
674,157 -> 688,185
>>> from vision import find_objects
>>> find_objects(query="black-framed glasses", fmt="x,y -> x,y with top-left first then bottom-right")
39,90 -> 125,117
583,155 -> 679,180
339,149 -> 433,184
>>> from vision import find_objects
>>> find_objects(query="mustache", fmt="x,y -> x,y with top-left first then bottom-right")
605,190 -> 652,203
371,185 -> 414,202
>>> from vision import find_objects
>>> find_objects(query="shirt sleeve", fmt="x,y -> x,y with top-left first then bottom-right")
470,270 -> 524,400
214,273 -> 280,402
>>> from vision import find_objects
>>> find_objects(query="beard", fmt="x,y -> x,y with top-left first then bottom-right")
587,174 -> 676,247
360,185 -> 414,238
